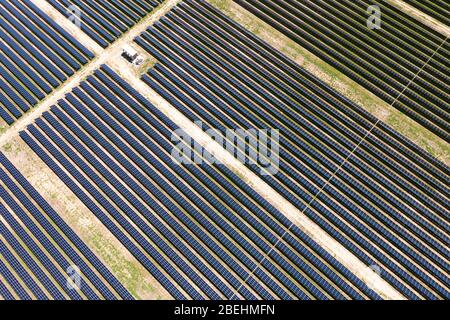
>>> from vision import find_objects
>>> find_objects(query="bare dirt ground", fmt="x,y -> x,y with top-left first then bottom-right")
0,118 -> 7,135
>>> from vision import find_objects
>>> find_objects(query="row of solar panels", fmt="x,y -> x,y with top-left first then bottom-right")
233,0 -> 450,142
45,0 -> 164,48
403,0 -> 449,26
0,0 -> 93,125
135,0 -> 449,299
0,152 -> 132,300
19,64 -> 383,300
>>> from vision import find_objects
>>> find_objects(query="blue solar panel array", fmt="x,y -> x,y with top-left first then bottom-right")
135,0 -> 450,299
233,0 -> 450,142
45,0 -> 164,48
0,152 -> 132,300
0,0 -> 93,125
20,64 -> 382,300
